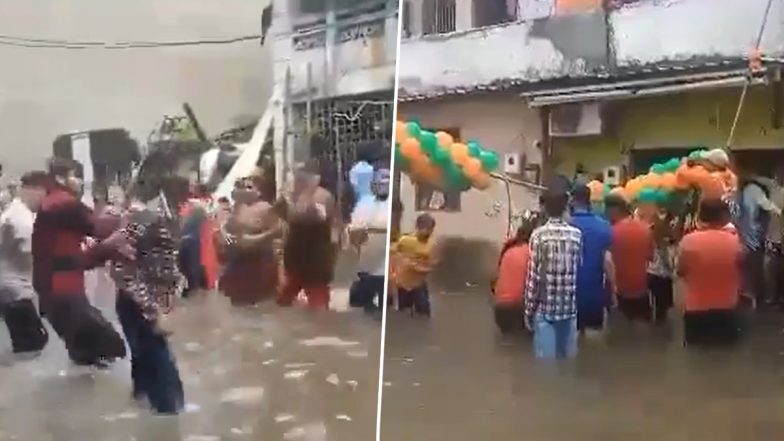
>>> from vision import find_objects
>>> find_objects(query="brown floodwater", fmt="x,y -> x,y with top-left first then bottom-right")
0,266 -> 381,441
381,287 -> 784,441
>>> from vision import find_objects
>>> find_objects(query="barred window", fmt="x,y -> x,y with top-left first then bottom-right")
422,0 -> 456,35
473,0 -> 517,28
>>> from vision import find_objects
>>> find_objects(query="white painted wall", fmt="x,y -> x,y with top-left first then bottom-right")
398,96 -> 542,244
271,0 -> 397,100
398,21 -> 591,96
612,0 -> 784,66
0,0 -> 272,179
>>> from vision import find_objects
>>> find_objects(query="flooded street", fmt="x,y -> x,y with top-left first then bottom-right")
381,288 -> 784,441
0,266 -> 380,441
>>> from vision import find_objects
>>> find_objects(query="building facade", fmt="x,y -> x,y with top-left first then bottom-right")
269,0 -> 398,194
396,0 -> 784,285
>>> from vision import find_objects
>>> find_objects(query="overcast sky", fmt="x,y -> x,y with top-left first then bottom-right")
0,0 -> 272,178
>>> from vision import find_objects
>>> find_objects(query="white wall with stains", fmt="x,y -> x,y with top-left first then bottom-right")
270,0 -> 397,100
0,0 -> 272,179
612,0 -> 784,66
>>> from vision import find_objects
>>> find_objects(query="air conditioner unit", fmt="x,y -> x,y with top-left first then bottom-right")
549,102 -> 603,137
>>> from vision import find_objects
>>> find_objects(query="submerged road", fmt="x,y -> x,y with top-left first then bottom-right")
381,287 -> 784,441
0,265 -> 381,441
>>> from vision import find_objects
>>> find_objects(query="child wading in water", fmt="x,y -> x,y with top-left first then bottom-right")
492,221 -> 535,334
393,213 -> 437,317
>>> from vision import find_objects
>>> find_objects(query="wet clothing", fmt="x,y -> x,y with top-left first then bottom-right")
32,186 -> 114,306
393,234 -> 434,292
570,208 -> 612,330
0,198 -> 47,353
679,228 -> 741,312
116,293 -> 184,414
283,206 -> 334,286
533,314 -> 577,359
494,304 -> 524,334
683,309 -> 741,347
494,243 -> 529,307
611,217 -> 653,299
111,206 -> 181,324
0,198 -> 36,304
397,284 -> 431,317
32,186 -> 121,364
523,218 -> 582,322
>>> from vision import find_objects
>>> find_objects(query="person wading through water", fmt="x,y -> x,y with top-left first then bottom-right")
217,175 -> 283,306
0,171 -> 50,355
32,157 -> 132,367
278,160 -> 337,310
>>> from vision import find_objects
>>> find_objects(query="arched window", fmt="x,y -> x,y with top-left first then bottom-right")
422,0 -> 456,35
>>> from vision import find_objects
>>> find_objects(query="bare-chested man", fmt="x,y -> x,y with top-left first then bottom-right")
277,161 -> 337,310
217,175 -> 282,306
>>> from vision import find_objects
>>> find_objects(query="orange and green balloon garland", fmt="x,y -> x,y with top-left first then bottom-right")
394,120 -> 499,191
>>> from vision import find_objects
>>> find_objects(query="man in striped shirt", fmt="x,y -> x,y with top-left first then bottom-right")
524,189 -> 582,359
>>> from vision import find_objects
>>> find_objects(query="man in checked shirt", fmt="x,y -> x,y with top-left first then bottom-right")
524,188 -> 583,359
110,192 -> 185,414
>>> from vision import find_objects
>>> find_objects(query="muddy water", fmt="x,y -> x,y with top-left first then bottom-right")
381,288 -> 784,441
0,271 -> 380,441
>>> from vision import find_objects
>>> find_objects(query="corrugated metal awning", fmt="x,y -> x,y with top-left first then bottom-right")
524,69 -> 768,107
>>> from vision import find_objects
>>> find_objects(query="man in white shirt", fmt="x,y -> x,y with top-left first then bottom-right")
0,171 -> 50,353
348,167 -> 390,318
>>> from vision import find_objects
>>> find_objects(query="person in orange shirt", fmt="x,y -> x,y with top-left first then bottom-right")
606,195 -> 654,324
492,221 -> 535,334
678,198 -> 743,347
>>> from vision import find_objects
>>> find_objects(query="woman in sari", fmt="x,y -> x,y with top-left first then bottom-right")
216,175 -> 281,306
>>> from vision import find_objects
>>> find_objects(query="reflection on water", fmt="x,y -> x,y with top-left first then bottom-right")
0,281 -> 380,441
381,289 -> 784,441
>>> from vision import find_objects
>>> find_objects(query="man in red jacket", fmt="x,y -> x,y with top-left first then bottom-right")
32,158 -> 132,366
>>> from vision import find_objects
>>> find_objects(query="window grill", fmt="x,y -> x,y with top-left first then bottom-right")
402,1 -> 412,38
422,0 -> 456,35
294,97 -> 393,215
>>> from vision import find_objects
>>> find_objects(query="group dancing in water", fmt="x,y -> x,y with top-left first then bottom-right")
486,149 -> 777,358
0,154 -> 358,414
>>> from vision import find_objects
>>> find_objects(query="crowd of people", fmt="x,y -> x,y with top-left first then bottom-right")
482,152 -> 784,359
0,150 -> 391,415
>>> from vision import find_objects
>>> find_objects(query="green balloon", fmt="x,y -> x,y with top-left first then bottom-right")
406,121 -> 422,139
420,131 -> 438,155
650,164 -> 665,174
665,158 -> 681,172
467,140 -> 482,157
688,149 -> 707,160
479,150 -> 500,172
638,187 -> 658,203
444,164 -> 465,189
654,189 -> 670,205
432,147 -> 452,166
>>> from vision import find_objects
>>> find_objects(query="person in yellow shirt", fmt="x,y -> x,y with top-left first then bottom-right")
393,213 -> 436,317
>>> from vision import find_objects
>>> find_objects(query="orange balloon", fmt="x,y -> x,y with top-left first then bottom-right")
400,138 -> 423,160
675,164 -> 691,189
436,131 -> 454,148
473,173 -> 492,190
450,143 -> 470,165
395,121 -> 409,145
463,157 -> 483,179
700,174 -> 724,199
659,172 -> 676,191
